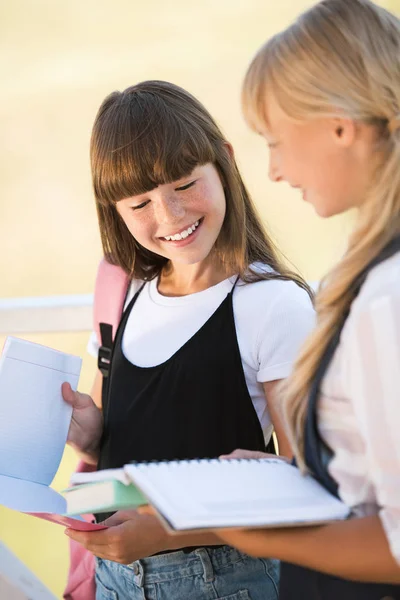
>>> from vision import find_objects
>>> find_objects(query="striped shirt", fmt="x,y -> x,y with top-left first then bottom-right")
319,250 -> 400,564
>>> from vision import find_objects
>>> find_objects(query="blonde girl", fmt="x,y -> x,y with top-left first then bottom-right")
217,0 -> 400,598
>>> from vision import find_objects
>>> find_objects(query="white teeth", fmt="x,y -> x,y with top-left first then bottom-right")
163,219 -> 201,241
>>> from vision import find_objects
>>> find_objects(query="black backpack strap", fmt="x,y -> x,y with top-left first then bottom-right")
97,322 -> 114,378
305,235 -> 400,496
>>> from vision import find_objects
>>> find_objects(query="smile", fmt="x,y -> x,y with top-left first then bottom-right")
161,219 -> 201,241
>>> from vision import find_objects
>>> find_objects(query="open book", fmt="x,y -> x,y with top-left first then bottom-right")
66,458 -> 350,531
0,336 -> 105,531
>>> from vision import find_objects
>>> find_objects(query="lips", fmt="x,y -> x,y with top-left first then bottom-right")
160,218 -> 203,242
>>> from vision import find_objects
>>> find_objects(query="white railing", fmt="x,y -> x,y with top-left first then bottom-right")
0,295 -> 93,334
0,283 -> 318,334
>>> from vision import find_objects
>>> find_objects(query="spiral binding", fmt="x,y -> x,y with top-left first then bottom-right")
129,457 -> 285,468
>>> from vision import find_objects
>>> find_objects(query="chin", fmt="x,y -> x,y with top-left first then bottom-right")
314,206 -> 334,218
171,253 -> 211,266
311,197 -> 341,219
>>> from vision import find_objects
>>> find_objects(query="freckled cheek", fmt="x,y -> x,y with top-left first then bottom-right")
191,184 -> 226,219
186,188 -> 210,212
122,214 -> 158,245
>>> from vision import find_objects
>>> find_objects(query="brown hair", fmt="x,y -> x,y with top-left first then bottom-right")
242,0 -> 400,467
91,80 -> 312,295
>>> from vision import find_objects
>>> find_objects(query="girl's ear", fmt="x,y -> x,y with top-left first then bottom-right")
224,141 -> 235,159
331,117 -> 356,148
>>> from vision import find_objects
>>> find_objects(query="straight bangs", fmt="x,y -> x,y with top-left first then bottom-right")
91,88 -> 219,206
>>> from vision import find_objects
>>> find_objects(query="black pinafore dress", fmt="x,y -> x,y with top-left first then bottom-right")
280,237 -> 400,600
97,277 -> 269,526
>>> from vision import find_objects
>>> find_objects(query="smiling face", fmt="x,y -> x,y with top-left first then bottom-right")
261,95 -> 376,218
116,163 -> 226,266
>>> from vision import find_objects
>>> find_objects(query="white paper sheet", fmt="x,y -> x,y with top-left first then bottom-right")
0,337 -> 81,516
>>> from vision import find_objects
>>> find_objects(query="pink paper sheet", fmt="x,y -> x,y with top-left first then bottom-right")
28,512 -> 107,531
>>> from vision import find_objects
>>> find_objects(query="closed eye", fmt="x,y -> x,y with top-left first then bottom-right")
131,200 -> 150,210
175,180 -> 196,191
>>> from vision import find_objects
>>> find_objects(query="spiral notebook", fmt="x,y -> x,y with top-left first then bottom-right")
68,458 -> 350,531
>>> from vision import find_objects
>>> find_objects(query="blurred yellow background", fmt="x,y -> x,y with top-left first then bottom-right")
0,0 -> 398,596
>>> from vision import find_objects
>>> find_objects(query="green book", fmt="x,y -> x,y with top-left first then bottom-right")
63,479 -> 147,516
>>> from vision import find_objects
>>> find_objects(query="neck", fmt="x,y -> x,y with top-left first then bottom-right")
158,257 -> 233,297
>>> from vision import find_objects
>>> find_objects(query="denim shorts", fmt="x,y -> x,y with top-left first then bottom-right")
95,546 -> 279,600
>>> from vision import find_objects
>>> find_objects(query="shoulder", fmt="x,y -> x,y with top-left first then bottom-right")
348,251 -> 400,322
124,277 -> 146,306
233,265 -> 315,352
340,252 -> 400,358
235,264 -> 314,319
232,266 -> 315,379
356,251 -> 400,303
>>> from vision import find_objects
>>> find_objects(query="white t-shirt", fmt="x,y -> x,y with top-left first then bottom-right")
318,250 -> 400,565
88,268 -> 315,441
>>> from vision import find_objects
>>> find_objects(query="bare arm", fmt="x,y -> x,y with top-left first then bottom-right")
217,380 -> 400,582
218,515 -> 400,584
263,380 -> 292,459
91,369 -> 103,410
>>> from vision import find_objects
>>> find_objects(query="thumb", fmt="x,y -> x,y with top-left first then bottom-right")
100,510 -> 135,528
61,382 -> 88,409
99,514 -> 121,528
61,381 -> 75,405
137,505 -> 155,516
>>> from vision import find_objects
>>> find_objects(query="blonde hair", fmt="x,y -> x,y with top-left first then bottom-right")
243,0 -> 400,467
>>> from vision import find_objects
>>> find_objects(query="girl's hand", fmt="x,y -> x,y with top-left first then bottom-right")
62,382 -> 103,464
219,448 -> 289,461
65,510 -> 168,564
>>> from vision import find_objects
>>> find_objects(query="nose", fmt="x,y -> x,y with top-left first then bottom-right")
154,192 -> 185,224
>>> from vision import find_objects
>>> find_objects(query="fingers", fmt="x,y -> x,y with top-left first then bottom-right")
101,511 -> 132,528
64,527 -> 121,560
100,508 -> 149,528
65,524 -> 122,546
100,515 -> 120,528
137,505 -> 155,516
219,449 -> 269,460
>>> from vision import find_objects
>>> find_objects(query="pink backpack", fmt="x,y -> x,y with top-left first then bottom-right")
63,258 -> 130,600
